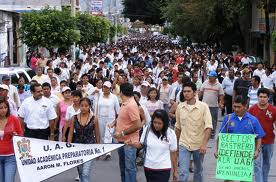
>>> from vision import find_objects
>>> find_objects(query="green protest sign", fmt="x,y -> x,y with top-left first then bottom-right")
216,133 -> 255,181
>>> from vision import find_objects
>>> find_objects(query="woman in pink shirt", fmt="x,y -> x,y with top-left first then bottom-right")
0,98 -> 23,182
57,87 -> 72,141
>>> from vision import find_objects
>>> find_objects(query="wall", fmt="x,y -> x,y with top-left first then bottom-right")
0,11 -> 13,67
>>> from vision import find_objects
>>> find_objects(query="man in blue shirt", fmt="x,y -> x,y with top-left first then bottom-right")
215,95 -> 265,182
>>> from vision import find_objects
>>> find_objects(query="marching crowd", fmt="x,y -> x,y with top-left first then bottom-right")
0,33 -> 276,182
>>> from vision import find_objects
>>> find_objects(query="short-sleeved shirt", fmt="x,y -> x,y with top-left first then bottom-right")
175,100 -> 213,151
140,126 -> 177,169
18,96 -> 57,129
219,112 -> 265,139
200,80 -> 224,107
248,104 -> 276,144
116,97 -> 140,143
233,78 -> 251,99
65,105 -> 81,122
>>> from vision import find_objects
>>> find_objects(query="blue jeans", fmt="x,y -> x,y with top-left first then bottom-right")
77,160 -> 94,182
0,155 -> 17,182
117,145 -> 137,182
178,145 -> 204,182
254,144 -> 274,182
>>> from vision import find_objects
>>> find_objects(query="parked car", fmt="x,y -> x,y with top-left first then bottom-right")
0,67 -> 35,85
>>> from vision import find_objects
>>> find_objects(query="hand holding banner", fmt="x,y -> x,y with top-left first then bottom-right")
13,136 -> 124,182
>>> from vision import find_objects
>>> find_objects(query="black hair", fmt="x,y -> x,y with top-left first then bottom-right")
182,81 -> 197,92
80,97 -> 92,108
96,67 -> 103,73
76,81 -> 83,86
81,73 -> 89,79
30,83 -> 41,92
257,88 -> 270,97
54,67 -> 61,75
71,90 -> 83,98
60,80 -> 68,86
0,97 -> 10,117
42,82 -> 51,89
233,95 -> 247,105
150,109 -> 169,140
252,75 -> 261,84
182,76 -> 191,85
120,83 -> 134,97
147,87 -> 159,100
47,67 -> 53,72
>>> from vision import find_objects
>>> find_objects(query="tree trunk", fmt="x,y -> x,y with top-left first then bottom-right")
264,1 -> 271,66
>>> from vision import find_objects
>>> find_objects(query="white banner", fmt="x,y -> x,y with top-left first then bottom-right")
90,0 -> 103,15
13,136 -> 124,182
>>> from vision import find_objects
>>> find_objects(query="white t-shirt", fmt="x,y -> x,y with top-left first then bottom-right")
65,105 -> 80,122
253,69 -> 265,78
18,96 -> 57,129
140,127 -> 177,169
145,100 -> 163,116
94,93 -> 120,119
261,74 -> 273,89
241,57 -> 250,65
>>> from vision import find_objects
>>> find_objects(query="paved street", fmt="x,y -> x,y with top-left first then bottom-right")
15,120 -> 276,182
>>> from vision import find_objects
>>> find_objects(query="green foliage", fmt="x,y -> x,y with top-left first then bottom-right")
20,8 -> 80,50
77,13 -> 111,46
272,31 -> 276,51
122,0 -> 166,25
109,24 -> 128,40
162,0 -> 251,44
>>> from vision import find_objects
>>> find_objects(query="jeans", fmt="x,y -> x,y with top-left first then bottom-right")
77,160 -> 94,182
254,144 -> 274,182
209,107 -> 218,137
117,145 -> 137,182
0,155 -> 17,182
178,145 -> 204,182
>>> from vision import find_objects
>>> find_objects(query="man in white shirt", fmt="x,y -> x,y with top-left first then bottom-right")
1,75 -> 21,108
18,83 -> 57,140
221,68 -> 236,114
32,67 -> 49,84
241,54 -> 251,65
0,84 -> 18,116
253,63 -> 266,78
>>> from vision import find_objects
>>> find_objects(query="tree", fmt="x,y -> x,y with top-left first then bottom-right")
259,0 -> 276,63
20,7 -> 80,52
162,0 -> 251,49
122,0 -> 166,25
272,31 -> 276,51
76,13 -> 111,46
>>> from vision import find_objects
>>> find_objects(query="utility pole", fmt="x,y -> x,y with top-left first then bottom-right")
71,0 -> 76,62
114,0 -> 118,44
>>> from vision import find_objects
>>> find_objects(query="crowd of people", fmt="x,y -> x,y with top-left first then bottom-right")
0,33 -> 276,182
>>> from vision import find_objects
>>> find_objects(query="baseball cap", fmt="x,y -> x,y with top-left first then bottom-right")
141,81 -> 150,87
103,81 -> 112,88
2,75 -> 10,81
162,76 -> 169,80
147,68 -> 152,73
61,86 -> 71,93
208,71 -> 217,77
0,84 -> 9,91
